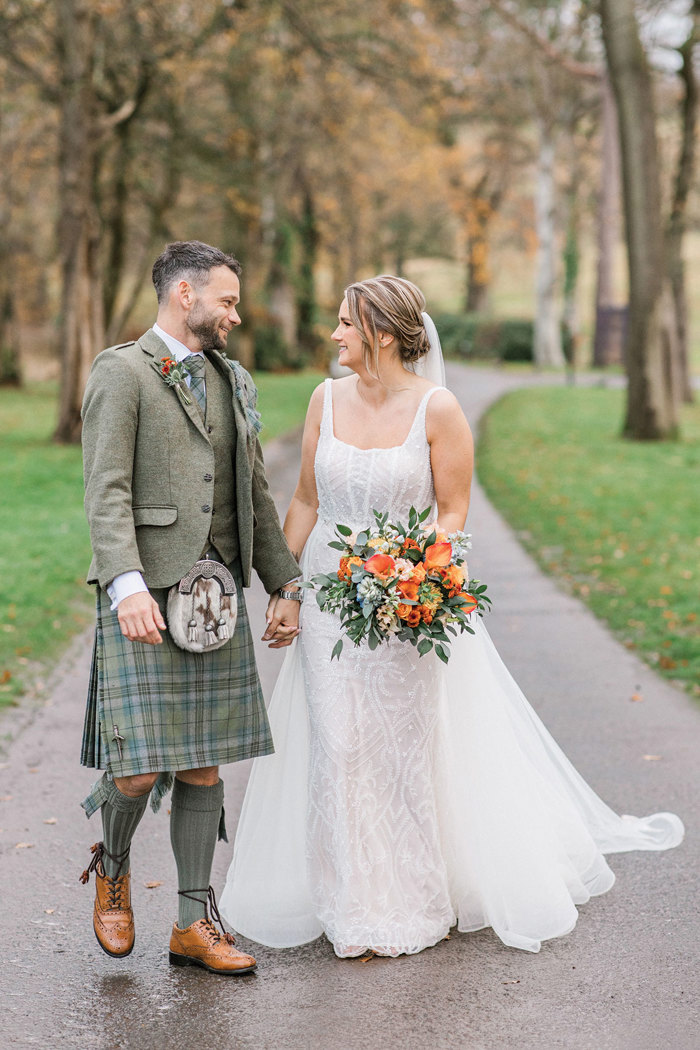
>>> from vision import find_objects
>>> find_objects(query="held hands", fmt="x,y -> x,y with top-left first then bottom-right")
117,592 -> 166,645
262,592 -> 301,648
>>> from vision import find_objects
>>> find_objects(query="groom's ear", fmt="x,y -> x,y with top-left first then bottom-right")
176,279 -> 195,309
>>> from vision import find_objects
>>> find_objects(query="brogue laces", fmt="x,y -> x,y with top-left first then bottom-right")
179,885 -> 236,945
80,841 -> 130,890
106,875 -> 130,911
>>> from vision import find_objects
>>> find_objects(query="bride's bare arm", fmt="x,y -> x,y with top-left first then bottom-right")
282,382 -> 325,561
426,389 -> 474,533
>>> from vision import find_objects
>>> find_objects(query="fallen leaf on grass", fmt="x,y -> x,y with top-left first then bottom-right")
643,755 -> 662,761
15,842 -> 34,849
43,818 -> 57,825
144,881 -> 163,889
0,670 -> 11,684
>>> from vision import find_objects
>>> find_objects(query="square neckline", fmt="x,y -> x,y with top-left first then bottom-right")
325,378 -> 440,453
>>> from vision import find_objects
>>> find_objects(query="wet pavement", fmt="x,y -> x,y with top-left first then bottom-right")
1,365 -> 697,1050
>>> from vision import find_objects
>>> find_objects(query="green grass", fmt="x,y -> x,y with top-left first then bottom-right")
478,387 -> 700,696
0,370 -> 324,706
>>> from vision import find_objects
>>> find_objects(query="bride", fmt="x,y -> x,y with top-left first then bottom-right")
220,275 -> 684,957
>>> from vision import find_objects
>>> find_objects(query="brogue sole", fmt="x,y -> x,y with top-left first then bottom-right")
94,925 -> 135,959
169,950 -> 256,975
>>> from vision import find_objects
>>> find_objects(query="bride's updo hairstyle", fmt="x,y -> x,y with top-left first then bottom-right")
345,274 -> 431,379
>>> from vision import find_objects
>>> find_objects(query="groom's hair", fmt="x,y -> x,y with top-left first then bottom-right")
152,241 -> 242,303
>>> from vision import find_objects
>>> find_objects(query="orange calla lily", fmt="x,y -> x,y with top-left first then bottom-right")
364,553 -> 396,580
423,542 -> 452,569
396,579 -> 420,601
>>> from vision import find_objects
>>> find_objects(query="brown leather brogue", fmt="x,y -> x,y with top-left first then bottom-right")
169,886 -> 256,975
169,919 -> 257,974
80,842 -> 135,958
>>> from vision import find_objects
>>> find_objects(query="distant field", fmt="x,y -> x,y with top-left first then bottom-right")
478,386 -> 700,696
0,371 -> 324,706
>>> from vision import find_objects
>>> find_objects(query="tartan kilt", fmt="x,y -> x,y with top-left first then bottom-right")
80,558 -> 273,781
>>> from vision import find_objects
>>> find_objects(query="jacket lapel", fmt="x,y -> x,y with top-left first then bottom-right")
140,329 -> 210,441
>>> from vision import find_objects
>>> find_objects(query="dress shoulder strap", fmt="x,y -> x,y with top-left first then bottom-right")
319,378 -> 334,439
413,385 -> 446,444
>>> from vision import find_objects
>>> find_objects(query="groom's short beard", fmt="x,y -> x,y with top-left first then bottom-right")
186,302 -> 227,351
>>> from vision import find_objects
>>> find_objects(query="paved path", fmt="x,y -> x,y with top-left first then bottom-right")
1,365 -> 697,1050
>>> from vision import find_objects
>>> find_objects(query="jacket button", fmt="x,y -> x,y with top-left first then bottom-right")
202,504 -> 211,513
204,473 -> 213,481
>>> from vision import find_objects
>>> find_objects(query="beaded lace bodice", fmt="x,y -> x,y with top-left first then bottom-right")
305,379 -> 440,578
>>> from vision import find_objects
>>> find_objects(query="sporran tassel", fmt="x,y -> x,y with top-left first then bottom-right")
217,618 -> 229,641
188,620 -> 197,644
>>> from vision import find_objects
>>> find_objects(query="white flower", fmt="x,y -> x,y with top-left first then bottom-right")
376,603 -> 400,634
448,531 -> 472,561
394,558 -> 415,581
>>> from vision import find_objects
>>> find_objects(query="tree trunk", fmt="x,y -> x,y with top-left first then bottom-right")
533,122 -> 565,368
666,14 -> 698,405
296,180 -> 320,361
54,0 -> 104,443
600,0 -> 679,440
466,220 -> 491,314
593,74 -> 625,367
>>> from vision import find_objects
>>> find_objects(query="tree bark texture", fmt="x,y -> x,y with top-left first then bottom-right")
593,74 -> 625,368
666,12 -> 698,404
533,123 -> 565,368
54,0 -> 104,443
600,0 -> 679,440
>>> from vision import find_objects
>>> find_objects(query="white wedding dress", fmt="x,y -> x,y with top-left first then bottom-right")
220,378 -> 684,956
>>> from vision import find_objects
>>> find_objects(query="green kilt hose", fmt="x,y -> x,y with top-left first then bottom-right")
81,558 -> 273,819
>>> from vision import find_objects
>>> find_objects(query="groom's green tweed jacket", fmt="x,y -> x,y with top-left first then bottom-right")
81,328 -> 300,593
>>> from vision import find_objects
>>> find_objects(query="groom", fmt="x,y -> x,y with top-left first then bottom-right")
79,240 -> 302,975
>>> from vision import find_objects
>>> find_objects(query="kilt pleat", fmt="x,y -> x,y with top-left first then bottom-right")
80,558 -> 273,781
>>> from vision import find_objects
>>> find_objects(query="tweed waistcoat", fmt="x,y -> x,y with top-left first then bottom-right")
204,358 -> 238,562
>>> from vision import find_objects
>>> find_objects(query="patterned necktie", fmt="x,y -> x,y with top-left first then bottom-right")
184,354 -> 206,416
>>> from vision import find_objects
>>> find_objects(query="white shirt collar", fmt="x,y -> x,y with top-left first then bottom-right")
152,322 -> 203,363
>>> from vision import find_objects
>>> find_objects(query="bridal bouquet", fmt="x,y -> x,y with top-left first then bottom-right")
306,507 -> 491,663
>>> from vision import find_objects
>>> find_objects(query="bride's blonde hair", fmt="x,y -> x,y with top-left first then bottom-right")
345,274 -> 431,379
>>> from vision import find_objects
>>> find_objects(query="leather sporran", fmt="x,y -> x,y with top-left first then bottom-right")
167,560 -> 238,653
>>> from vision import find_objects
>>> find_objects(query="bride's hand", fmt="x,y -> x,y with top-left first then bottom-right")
262,594 -> 301,648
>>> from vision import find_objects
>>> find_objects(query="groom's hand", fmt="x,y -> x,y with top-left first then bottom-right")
262,594 -> 301,649
117,592 -> 166,645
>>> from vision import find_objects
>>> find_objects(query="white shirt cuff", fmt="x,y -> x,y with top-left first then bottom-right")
107,571 -> 149,610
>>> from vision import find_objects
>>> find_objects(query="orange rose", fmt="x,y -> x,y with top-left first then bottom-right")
397,603 -> 414,621
405,607 -> 421,627
424,542 -> 452,569
364,553 -> 396,580
396,579 -> 420,601
458,592 -> 478,615
338,555 -> 363,581
410,563 -> 427,583
421,606 -> 434,625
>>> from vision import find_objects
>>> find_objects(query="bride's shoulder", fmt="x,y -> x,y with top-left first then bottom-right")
425,386 -> 472,440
